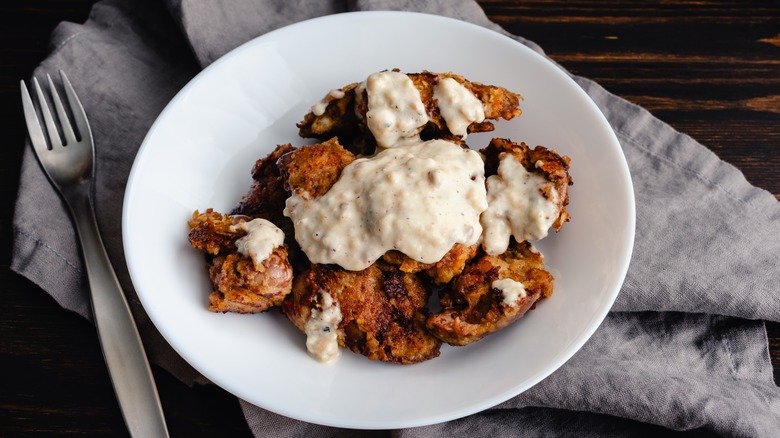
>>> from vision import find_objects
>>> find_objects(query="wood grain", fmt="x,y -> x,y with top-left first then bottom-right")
1,1 -> 778,436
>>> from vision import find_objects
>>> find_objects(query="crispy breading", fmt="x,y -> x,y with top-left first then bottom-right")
426,240 -> 553,346
411,71 -> 523,136
481,138 -> 573,231
297,83 -> 372,155
188,208 -> 245,255
276,137 -> 356,199
283,263 -> 441,364
229,139 -> 358,273
230,143 -> 308,270
297,70 -> 523,154
207,249 -> 292,313
382,243 -> 479,285
188,209 -> 293,313
232,143 -> 295,220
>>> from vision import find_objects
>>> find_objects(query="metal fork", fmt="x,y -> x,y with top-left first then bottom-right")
21,71 -> 169,438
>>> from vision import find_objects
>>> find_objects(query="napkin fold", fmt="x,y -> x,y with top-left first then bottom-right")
12,0 -> 780,436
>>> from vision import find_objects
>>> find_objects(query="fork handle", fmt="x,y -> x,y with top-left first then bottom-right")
67,192 -> 169,438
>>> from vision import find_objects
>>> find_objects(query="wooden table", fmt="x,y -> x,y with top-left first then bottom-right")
2,1 -> 778,436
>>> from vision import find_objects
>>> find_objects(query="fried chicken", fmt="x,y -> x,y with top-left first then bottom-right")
283,262 -> 441,364
381,243 -> 479,285
187,70 -> 575,365
278,138 -> 480,283
481,138 -> 572,232
296,82 -> 372,155
230,139 -> 355,272
232,143 -> 295,221
276,137 -> 356,200
411,71 -> 523,137
426,239 -> 553,346
188,209 -> 293,313
479,138 -> 572,256
297,70 -> 523,155
228,143 -> 311,272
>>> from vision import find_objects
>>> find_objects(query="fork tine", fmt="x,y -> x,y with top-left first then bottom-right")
32,77 -> 63,149
20,80 -> 50,154
47,74 -> 78,146
59,71 -> 90,142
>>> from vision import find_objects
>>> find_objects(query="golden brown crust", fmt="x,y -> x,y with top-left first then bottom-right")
481,138 -> 573,232
382,243 -> 479,285
426,240 -> 553,346
232,143 -> 295,220
296,70 -> 523,154
412,71 -> 523,136
207,247 -> 293,313
188,209 -> 293,314
283,263 -> 441,364
187,209 -> 246,255
229,144 -> 308,269
276,137 -> 356,200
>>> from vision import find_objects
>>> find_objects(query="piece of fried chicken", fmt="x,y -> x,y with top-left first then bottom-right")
297,71 -> 523,155
283,262 -> 441,364
232,143 -> 295,222
229,143 -> 310,271
381,243 -> 479,285
481,138 -> 572,233
478,138 -> 572,260
426,239 -> 553,346
276,137 -> 356,200
276,138 -> 478,283
188,209 -> 293,313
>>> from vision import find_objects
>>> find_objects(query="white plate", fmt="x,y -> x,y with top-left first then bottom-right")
123,11 -> 634,429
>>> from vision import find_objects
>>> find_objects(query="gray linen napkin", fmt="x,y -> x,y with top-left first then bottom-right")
12,0 -> 780,436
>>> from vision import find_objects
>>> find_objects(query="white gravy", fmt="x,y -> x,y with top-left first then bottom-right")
364,71 -> 430,148
284,139 -> 487,271
232,218 -> 285,268
433,77 -> 485,138
311,89 -> 346,116
492,278 -> 527,306
304,291 -> 342,364
481,153 -> 561,256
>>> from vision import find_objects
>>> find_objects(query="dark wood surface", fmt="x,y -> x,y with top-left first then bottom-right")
2,1 -> 778,436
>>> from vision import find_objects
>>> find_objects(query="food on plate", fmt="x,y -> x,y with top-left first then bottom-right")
231,143 -> 295,223
283,262 -> 441,364
188,69 -> 572,364
251,137 -> 484,284
188,209 -> 293,313
480,138 -> 572,255
382,243 -> 480,285
426,239 -> 553,346
297,70 -> 523,155
276,137 -> 356,200
231,139 -> 356,271
282,137 -> 487,272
